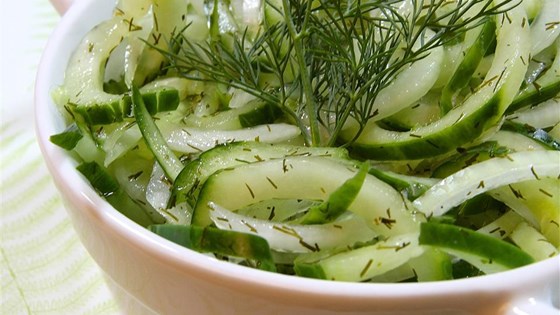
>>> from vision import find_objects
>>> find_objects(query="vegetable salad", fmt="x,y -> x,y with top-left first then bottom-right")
50,0 -> 559,282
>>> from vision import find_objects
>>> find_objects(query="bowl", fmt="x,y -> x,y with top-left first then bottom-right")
35,0 -> 560,314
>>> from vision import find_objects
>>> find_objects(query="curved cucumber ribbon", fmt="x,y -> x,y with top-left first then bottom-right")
413,150 -> 560,217
346,2 -> 531,160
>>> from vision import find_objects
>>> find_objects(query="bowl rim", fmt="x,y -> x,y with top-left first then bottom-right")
34,0 -> 560,302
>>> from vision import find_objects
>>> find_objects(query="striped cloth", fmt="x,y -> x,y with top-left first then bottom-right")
0,1 -> 122,314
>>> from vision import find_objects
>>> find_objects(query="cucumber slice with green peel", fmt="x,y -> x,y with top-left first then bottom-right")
364,29 -> 444,123
208,202 -> 376,253
367,168 -> 438,201
380,91 -> 441,131
508,40 -> 560,113
344,4 -> 530,160
159,123 -> 301,154
298,163 -> 369,224
58,16 -> 130,122
413,150 -> 560,217
440,18 -> 496,114
500,120 -> 560,150
132,84 -> 184,182
77,161 -> 163,227
419,222 -> 534,274
171,142 -> 350,207
430,141 -> 511,178
294,233 -> 423,282
193,156 -> 420,236
50,124 -> 84,150
486,130 -> 553,152
182,99 -> 282,130
57,16 -> 182,125
123,0 -> 187,87
148,224 -> 276,271
507,98 -> 560,129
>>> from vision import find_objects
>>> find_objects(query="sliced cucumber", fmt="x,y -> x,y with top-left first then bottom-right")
507,98 -> 560,129
50,124 -> 84,150
367,168 -> 437,201
149,224 -> 276,271
171,141 -> 349,206
182,99 -> 282,130
344,4 -> 530,160
124,0 -> 187,87
132,85 -> 184,181
380,91 -> 441,131
419,222 -> 534,274
59,17 -> 130,122
294,233 -> 423,282
77,161 -> 163,226
509,39 -> 560,112
490,177 -> 560,247
366,29 -> 444,122
208,202 -> 376,253
161,123 -> 301,153
487,130 -> 554,152
501,120 -> 560,150
58,16 -> 181,125
439,18 -> 496,114
298,163 -> 369,224
529,0 -> 560,55
193,156 -> 420,236
413,150 -> 560,217
509,221 -> 559,261
477,210 -> 525,239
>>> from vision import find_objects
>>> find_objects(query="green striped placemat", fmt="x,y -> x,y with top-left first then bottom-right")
0,1 -> 122,314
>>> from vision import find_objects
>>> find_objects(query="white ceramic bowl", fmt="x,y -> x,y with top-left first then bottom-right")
35,0 -> 560,314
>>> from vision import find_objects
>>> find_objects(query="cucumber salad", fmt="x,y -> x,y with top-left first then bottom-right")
50,0 -> 559,282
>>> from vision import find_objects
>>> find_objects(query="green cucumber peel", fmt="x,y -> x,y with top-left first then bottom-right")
50,124 -> 84,150
367,168 -> 436,201
170,142 -> 349,207
431,141 -> 511,178
192,156 -> 418,236
440,18 -> 497,115
501,120 -> 560,150
419,222 -> 535,273
181,100 -> 282,130
77,162 -> 162,227
299,163 -> 369,224
132,84 -> 184,182
148,224 -> 277,271
508,39 -> 560,113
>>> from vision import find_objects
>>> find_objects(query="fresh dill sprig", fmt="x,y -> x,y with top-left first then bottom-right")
156,0 -> 518,147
